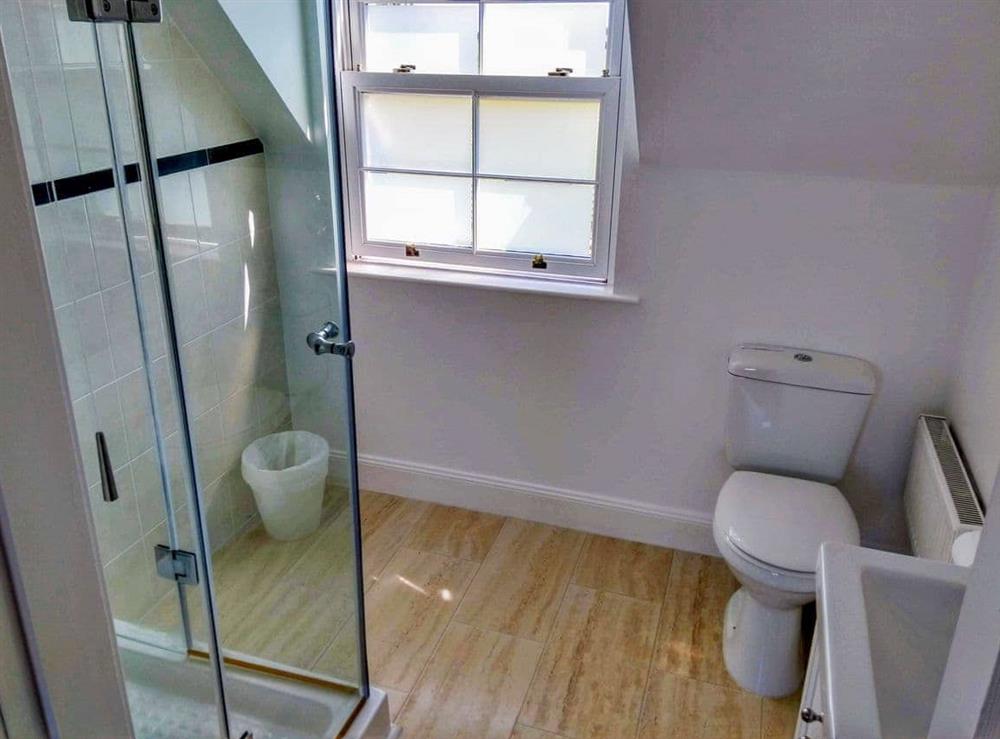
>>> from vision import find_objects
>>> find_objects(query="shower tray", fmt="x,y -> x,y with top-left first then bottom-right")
117,626 -> 358,739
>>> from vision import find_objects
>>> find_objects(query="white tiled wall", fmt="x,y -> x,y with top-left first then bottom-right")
1,1 -> 289,626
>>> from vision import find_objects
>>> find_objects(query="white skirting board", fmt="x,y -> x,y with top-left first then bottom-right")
338,451 -> 718,556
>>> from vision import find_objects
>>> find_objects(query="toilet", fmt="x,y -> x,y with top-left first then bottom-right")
714,344 -> 875,697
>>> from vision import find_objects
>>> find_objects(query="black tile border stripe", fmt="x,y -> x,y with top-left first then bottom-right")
208,138 -> 263,165
158,149 -> 208,178
53,168 -> 116,201
31,181 -> 55,206
30,137 -> 263,206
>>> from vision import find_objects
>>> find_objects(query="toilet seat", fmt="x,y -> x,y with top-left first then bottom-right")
720,534 -> 816,595
714,471 -> 859,574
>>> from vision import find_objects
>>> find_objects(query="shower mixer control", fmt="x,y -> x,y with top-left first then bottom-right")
306,322 -> 355,358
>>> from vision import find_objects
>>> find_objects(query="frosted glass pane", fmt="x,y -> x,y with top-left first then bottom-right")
479,97 -> 601,179
362,93 -> 472,172
364,172 -> 472,247
482,3 -> 610,77
477,179 -> 595,257
365,4 -> 478,74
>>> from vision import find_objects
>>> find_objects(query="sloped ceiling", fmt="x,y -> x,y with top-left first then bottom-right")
630,0 -> 1000,185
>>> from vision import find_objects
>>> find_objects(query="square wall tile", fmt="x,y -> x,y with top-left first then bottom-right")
220,385 -> 259,474
226,468 -> 256,533
124,182 -> 154,276
72,394 -> 99,487
118,368 -> 155,461
201,242 -> 244,327
179,334 -> 220,417
162,430 -> 193,504
54,303 -> 89,400
168,256 -> 209,343
52,5 -> 97,65
212,315 -> 258,401
254,302 -> 286,380
138,272 -> 167,360
131,20 -> 172,62
31,66 -> 77,178
175,57 -> 253,151
158,173 -> 199,263
36,204 -> 72,306
203,474 -> 235,551
168,20 -> 196,60
87,189 -> 131,290
151,357 -> 180,437
88,465 -> 142,566
93,381 -> 128,471
0,3 -> 30,71
10,68 -> 47,182
135,60 -> 186,158
101,63 -> 138,164
56,198 -> 100,301
191,157 -> 270,250
75,292 -> 115,391
192,407 -> 226,487
256,364 -> 291,433
242,229 -> 279,309
64,64 -> 112,172
103,281 -> 144,378
132,447 -> 168,535
104,540 -> 157,623
20,1 -> 60,67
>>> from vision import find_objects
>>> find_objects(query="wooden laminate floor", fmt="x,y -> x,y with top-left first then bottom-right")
358,492 -> 800,739
142,490 -> 801,738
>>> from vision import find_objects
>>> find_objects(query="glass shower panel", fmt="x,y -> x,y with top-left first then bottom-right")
3,1 -> 368,735
128,2 -> 369,736
0,5 -> 225,737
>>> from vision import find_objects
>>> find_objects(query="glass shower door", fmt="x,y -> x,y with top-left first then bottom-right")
2,0 -> 369,736
117,1 -> 370,737
0,4 -> 229,737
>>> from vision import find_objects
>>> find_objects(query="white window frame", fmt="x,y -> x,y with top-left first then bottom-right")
337,0 -> 628,285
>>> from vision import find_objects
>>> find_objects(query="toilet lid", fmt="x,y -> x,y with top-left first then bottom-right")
715,471 -> 860,573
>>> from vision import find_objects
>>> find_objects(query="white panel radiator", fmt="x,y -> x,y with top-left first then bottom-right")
903,415 -> 984,561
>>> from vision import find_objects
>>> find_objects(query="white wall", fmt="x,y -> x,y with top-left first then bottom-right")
349,1 -> 1000,553
351,168 -> 991,552
948,192 -> 1000,505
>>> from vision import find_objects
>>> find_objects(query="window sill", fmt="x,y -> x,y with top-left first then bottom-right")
331,262 -> 639,304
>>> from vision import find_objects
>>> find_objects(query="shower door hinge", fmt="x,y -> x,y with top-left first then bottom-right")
154,545 -> 199,585
67,0 -> 162,23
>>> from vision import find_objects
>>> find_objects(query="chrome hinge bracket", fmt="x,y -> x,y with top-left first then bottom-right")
67,0 -> 163,23
154,545 -> 199,585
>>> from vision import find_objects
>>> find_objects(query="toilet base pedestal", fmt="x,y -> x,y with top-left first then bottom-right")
722,587 -> 804,698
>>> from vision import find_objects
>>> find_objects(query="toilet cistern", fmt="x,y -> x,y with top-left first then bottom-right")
713,344 -> 876,697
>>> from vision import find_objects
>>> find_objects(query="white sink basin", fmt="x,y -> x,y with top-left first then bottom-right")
817,542 -> 968,739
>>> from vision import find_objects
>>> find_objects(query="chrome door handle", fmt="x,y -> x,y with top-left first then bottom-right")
801,708 -> 824,724
306,322 -> 355,357
306,322 -> 339,354
95,431 -> 119,502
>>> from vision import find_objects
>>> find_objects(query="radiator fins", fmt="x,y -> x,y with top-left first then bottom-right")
923,416 -> 984,527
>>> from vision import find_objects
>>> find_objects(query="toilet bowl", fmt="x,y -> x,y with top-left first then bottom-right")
714,344 -> 875,697
713,471 -> 859,696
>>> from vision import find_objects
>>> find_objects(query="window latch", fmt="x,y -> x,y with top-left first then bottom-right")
393,64 -> 416,73
532,254 -> 548,269
547,67 -> 573,77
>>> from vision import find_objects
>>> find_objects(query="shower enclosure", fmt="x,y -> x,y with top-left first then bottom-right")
0,1 -> 369,736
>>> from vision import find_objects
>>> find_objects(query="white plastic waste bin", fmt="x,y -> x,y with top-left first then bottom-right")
241,430 -> 329,541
